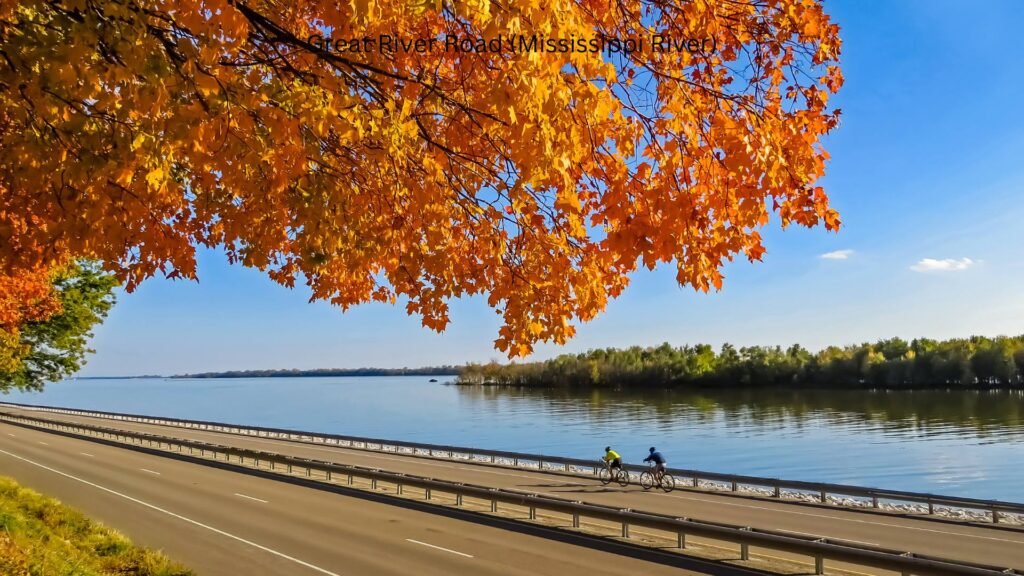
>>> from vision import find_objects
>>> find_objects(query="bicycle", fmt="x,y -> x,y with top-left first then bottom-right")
639,462 -> 675,492
598,460 -> 630,487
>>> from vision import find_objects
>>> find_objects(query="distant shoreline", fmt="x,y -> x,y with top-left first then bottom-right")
75,333 -> 1024,389
74,369 -> 462,379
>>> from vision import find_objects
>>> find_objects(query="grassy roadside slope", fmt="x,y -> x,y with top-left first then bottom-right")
0,476 -> 192,575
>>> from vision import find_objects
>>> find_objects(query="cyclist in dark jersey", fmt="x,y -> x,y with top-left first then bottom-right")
643,447 -> 667,482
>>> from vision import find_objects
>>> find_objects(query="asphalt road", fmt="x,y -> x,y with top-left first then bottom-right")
3,406 -> 1023,572
0,420 -> 746,576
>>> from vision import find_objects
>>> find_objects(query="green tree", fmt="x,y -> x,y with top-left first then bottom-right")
971,338 -> 1017,386
877,337 -> 910,361
0,263 -> 117,392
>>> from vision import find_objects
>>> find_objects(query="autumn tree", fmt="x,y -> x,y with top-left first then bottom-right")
0,263 -> 117,391
0,0 -> 843,356
0,269 -> 62,374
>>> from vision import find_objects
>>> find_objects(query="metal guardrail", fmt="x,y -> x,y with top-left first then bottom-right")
0,410 -> 1018,576
4,401 -> 1024,523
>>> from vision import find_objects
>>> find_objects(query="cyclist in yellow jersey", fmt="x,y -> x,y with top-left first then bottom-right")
602,446 -> 622,477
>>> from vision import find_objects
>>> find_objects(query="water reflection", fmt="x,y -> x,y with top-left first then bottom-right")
453,386 -> 1024,442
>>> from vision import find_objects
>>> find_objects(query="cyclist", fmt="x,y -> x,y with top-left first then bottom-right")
643,447 -> 667,484
602,446 -> 623,479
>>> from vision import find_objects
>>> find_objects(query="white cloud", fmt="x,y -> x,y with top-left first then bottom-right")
820,249 -> 854,260
910,257 -> 975,272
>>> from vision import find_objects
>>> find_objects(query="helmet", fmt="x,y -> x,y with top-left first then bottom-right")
649,447 -> 656,453
604,446 -> 611,452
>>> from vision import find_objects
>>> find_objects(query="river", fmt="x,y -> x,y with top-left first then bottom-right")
4,377 -> 1023,501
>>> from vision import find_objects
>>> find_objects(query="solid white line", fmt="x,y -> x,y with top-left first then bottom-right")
234,493 -> 268,503
7,433 -> 15,437
0,448 -> 343,576
80,452 -> 95,458
37,441 -> 48,445
405,539 -> 474,558
140,468 -> 161,475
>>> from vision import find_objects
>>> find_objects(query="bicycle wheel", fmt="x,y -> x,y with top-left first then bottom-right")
598,466 -> 612,485
639,470 -> 654,490
660,473 -> 676,493
616,469 -> 630,487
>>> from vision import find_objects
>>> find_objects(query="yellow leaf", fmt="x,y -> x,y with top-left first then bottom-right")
145,167 -> 164,189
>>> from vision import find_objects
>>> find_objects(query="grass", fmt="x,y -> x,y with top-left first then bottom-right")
0,476 -> 192,575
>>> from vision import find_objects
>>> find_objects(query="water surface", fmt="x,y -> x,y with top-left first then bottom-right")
5,377 -> 1023,501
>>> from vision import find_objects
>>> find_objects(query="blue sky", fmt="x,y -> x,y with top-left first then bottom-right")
80,0 -> 1024,376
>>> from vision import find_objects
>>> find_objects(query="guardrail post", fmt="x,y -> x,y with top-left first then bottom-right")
740,527 -> 750,560
529,506 -> 536,520
732,481 -> 738,491
692,476 -> 698,488
514,457 -> 519,467
993,509 -> 1000,523
491,498 -> 498,513
306,467 -> 311,477
815,555 -> 824,575
621,519 -> 629,538
573,510 -> 580,528
774,485 -> 780,498
372,478 -> 378,490
899,551 -> 914,576
425,487 -> 431,500
397,483 -> 402,495
326,470 -> 331,481
287,464 -> 293,474
456,494 -> 463,507
347,474 -> 354,486
927,500 -> 934,514
872,496 -> 878,508
820,489 -> 827,503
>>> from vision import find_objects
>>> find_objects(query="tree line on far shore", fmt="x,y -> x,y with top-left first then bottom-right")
455,336 -> 1024,388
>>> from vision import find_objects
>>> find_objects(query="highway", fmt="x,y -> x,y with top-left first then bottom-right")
0,419 -> 747,576
2,406 -> 1023,573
